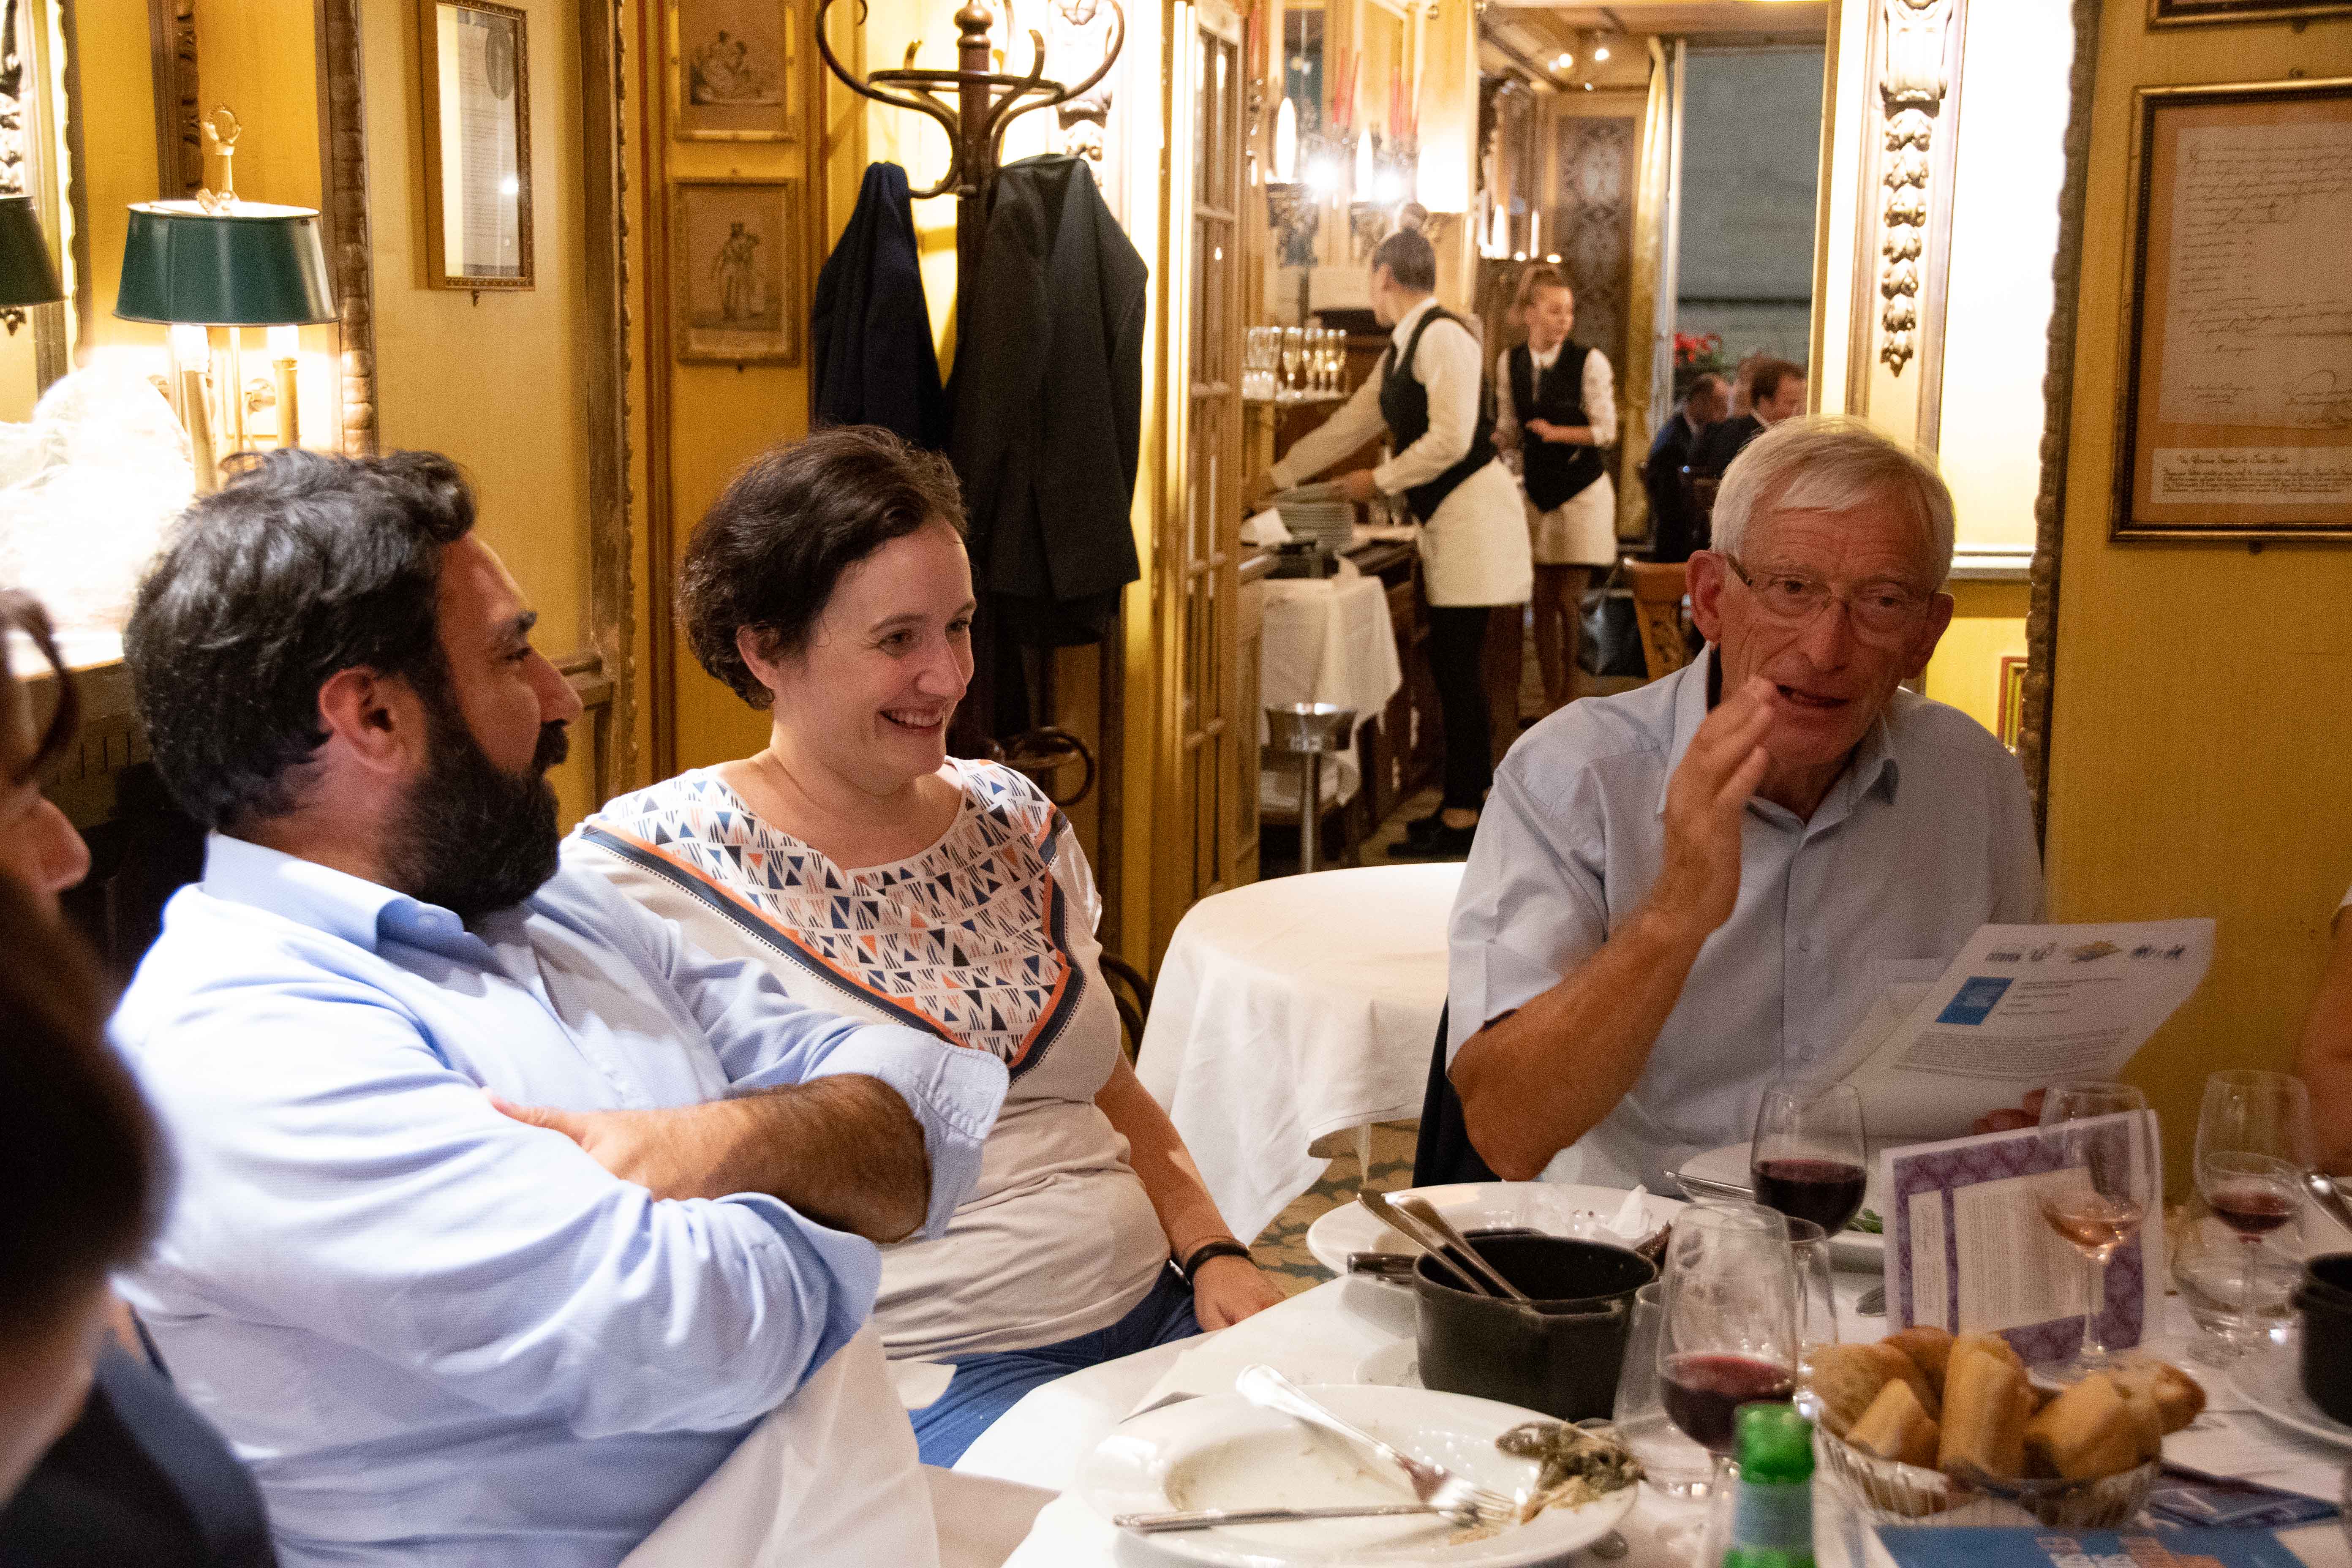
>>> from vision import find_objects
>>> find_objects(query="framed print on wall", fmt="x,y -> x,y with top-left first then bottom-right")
671,178 -> 801,364
2148,0 -> 2352,26
669,0 -> 796,141
417,0 -> 534,290
2112,76 -> 2352,541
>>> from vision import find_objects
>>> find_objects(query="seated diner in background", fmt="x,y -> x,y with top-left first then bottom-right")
1446,417 -> 2044,1189
0,586 -> 274,1567
2296,879 -> 2352,1174
569,426 -> 1282,1468
1644,372 -> 1730,564
108,450 -> 1002,1568
1688,357 -> 1808,484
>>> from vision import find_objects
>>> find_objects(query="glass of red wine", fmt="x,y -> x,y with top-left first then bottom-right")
1656,1202 -> 1799,1486
2036,1081 -> 2160,1383
2194,1069 -> 2312,1356
1750,1080 -> 1869,1237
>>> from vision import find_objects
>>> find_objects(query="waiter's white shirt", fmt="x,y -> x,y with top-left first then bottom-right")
1269,297 -> 1531,607
1495,342 -> 1619,569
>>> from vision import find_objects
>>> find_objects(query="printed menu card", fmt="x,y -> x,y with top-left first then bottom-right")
1885,1111 -> 2167,1365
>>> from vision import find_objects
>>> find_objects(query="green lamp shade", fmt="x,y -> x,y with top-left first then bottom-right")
115,201 -> 336,327
0,195 -> 63,308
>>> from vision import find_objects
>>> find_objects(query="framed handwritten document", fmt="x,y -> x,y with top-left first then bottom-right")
2115,78 -> 2352,541
418,0 -> 534,291
2149,0 -> 2352,26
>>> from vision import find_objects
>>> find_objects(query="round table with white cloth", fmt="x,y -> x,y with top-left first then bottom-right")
1135,862 -> 1464,1244
1256,562 -> 1406,816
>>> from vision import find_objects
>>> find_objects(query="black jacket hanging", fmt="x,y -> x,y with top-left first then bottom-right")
810,162 -> 948,450
948,155 -> 1146,651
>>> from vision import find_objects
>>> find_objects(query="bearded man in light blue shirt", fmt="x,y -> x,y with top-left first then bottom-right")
1447,417 -> 2044,1191
110,450 -> 1007,1567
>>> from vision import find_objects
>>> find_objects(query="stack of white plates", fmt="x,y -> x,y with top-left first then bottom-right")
1275,499 -> 1355,552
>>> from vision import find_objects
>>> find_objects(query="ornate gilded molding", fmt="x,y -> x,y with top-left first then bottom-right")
1874,0 -> 1953,376
316,0 -> 378,455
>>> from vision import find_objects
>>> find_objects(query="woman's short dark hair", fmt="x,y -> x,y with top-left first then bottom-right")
1370,229 -> 1437,292
0,871 -> 161,1336
681,426 -> 967,708
124,448 -> 478,832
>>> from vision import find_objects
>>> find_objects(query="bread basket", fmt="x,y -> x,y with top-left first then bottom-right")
1816,1429 -> 2158,1528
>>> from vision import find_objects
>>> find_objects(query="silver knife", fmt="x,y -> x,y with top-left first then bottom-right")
1116,1502 -> 1467,1533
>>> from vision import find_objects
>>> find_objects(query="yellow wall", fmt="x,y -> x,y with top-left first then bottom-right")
1920,581 -> 2025,737
359,0 -> 603,822
70,0 -> 163,367
2045,6 -> 2352,1192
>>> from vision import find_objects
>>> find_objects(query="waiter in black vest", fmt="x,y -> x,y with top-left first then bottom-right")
1493,265 -> 1617,718
1260,230 -> 1531,860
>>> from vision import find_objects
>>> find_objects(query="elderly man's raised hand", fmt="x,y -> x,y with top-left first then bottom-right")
1647,675 -> 1774,945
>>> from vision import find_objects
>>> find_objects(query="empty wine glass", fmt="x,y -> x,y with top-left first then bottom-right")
1280,327 -> 1304,400
2195,1069 -> 2313,1359
1658,1202 -> 1799,1487
2036,1080 -> 2160,1383
1751,1080 -> 1870,1238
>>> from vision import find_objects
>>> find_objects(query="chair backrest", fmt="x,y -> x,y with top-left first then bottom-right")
1622,560 -> 1691,681
1411,1004 -> 1501,1187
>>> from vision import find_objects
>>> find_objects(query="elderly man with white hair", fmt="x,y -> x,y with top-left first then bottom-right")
1446,416 -> 2044,1189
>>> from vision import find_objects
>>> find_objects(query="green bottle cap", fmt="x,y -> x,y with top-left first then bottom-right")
1733,1402 -> 1814,1484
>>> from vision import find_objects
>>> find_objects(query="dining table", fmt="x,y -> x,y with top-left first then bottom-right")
956,1243 -> 2352,1568
1135,861 -> 1466,1242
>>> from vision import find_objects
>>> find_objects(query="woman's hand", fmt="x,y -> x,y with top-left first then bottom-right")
1190,1252 -> 1285,1330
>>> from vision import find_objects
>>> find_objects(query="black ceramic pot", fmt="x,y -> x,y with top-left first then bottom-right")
1413,1233 -> 1656,1421
2295,1252 -> 2352,1426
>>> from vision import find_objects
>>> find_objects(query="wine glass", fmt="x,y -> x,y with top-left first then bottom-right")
1281,327 -> 1304,400
1657,1202 -> 1800,1486
2036,1080 -> 2160,1383
2195,1069 -> 2312,1358
1750,1080 -> 1870,1238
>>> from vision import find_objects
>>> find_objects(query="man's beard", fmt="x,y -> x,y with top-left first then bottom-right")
383,694 -> 568,923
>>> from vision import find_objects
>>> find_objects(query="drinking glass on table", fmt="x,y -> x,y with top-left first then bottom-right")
2036,1080 -> 2160,1383
1657,1202 -> 1800,1485
2194,1069 -> 2313,1359
1784,1216 -> 1840,1371
1751,1080 -> 1870,1237
1613,1280 -> 1715,1498
1281,327 -> 1304,397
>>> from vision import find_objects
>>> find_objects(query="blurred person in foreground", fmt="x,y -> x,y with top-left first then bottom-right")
0,588 -> 272,1565
571,427 -> 1279,1468
1446,418 -> 2043,1188
2298,881 -> 2352,1173
111,450 -> 1006,1567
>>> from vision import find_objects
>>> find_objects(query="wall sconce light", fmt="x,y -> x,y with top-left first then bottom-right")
114,114 -> 336,493
1274,97 -> 1298,183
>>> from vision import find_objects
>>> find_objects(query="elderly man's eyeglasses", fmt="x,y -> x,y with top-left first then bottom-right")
1721,554 -> 1935,639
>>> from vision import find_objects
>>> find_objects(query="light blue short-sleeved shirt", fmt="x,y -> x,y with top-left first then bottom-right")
111,833 -> 1007,1568
1447,647 -> 2044,1192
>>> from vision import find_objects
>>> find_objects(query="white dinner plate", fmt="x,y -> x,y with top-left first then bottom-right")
2237,1346 -> 2352,1452
1076,1383 -> 1640,1566
1304,1181 -> 1686,1279
1673,1143 -> 1888,1266
1356,1340 -> 1424,1389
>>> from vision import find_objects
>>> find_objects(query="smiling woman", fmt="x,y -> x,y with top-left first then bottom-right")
568,425 -> 1285,1467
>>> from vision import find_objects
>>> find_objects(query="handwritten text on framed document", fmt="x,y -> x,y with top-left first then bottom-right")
2116,77 -> 2352,541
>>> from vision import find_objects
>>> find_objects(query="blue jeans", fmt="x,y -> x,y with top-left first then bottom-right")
911,1266 -> 1202,1466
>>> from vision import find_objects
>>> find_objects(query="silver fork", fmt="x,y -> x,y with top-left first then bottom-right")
1235,1364 -> 1518,1525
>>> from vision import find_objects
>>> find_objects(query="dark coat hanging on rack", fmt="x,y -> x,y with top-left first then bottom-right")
949,154 -> 1146,654
810,162 -> 949,450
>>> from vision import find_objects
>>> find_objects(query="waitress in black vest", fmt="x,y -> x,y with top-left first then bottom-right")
1262,230 -> 1531,860
1494,265 -> 1617,716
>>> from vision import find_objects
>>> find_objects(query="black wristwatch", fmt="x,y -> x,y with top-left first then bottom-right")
1176,1238 -> 1254,1280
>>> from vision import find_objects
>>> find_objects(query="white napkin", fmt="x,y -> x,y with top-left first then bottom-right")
1240,509 -> 1293,545
891,1360 -> 956,1411
1607,1185 -> 1652,1239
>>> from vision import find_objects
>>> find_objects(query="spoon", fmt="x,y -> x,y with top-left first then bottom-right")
1390,1193 -> 1534,1304
1355,1189 -> 1489,1296
2305,1170 -> 2352,1238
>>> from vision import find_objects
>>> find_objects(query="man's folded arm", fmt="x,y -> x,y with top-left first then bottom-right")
126,983 -> 881,1442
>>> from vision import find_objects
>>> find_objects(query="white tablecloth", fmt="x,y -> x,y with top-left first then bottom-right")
1258,565 -> 1405,814
962,1270 -> 2352,1568
1136,862 -> 1465,1241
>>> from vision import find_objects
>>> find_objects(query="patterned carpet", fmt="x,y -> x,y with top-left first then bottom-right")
1250,1120 -> 1421,1297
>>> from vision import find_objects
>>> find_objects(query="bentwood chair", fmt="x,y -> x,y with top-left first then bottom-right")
1623,560 -> 1693,681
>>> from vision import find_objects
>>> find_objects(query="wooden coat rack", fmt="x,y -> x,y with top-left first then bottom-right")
814,0 -> 1131,934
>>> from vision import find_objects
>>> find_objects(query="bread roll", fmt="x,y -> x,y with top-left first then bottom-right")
1950,1331 -> 2023,1372
1937,1339 -> 2029,1478
1862,1340 -> 1941,1420
2108,1360 -> 2205,1435
1848,1376 -> 1941,1469
2023,1373 -> 2148,1481
1886,1326 -> 1954,1395
1805,1342 -> 1897,1437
